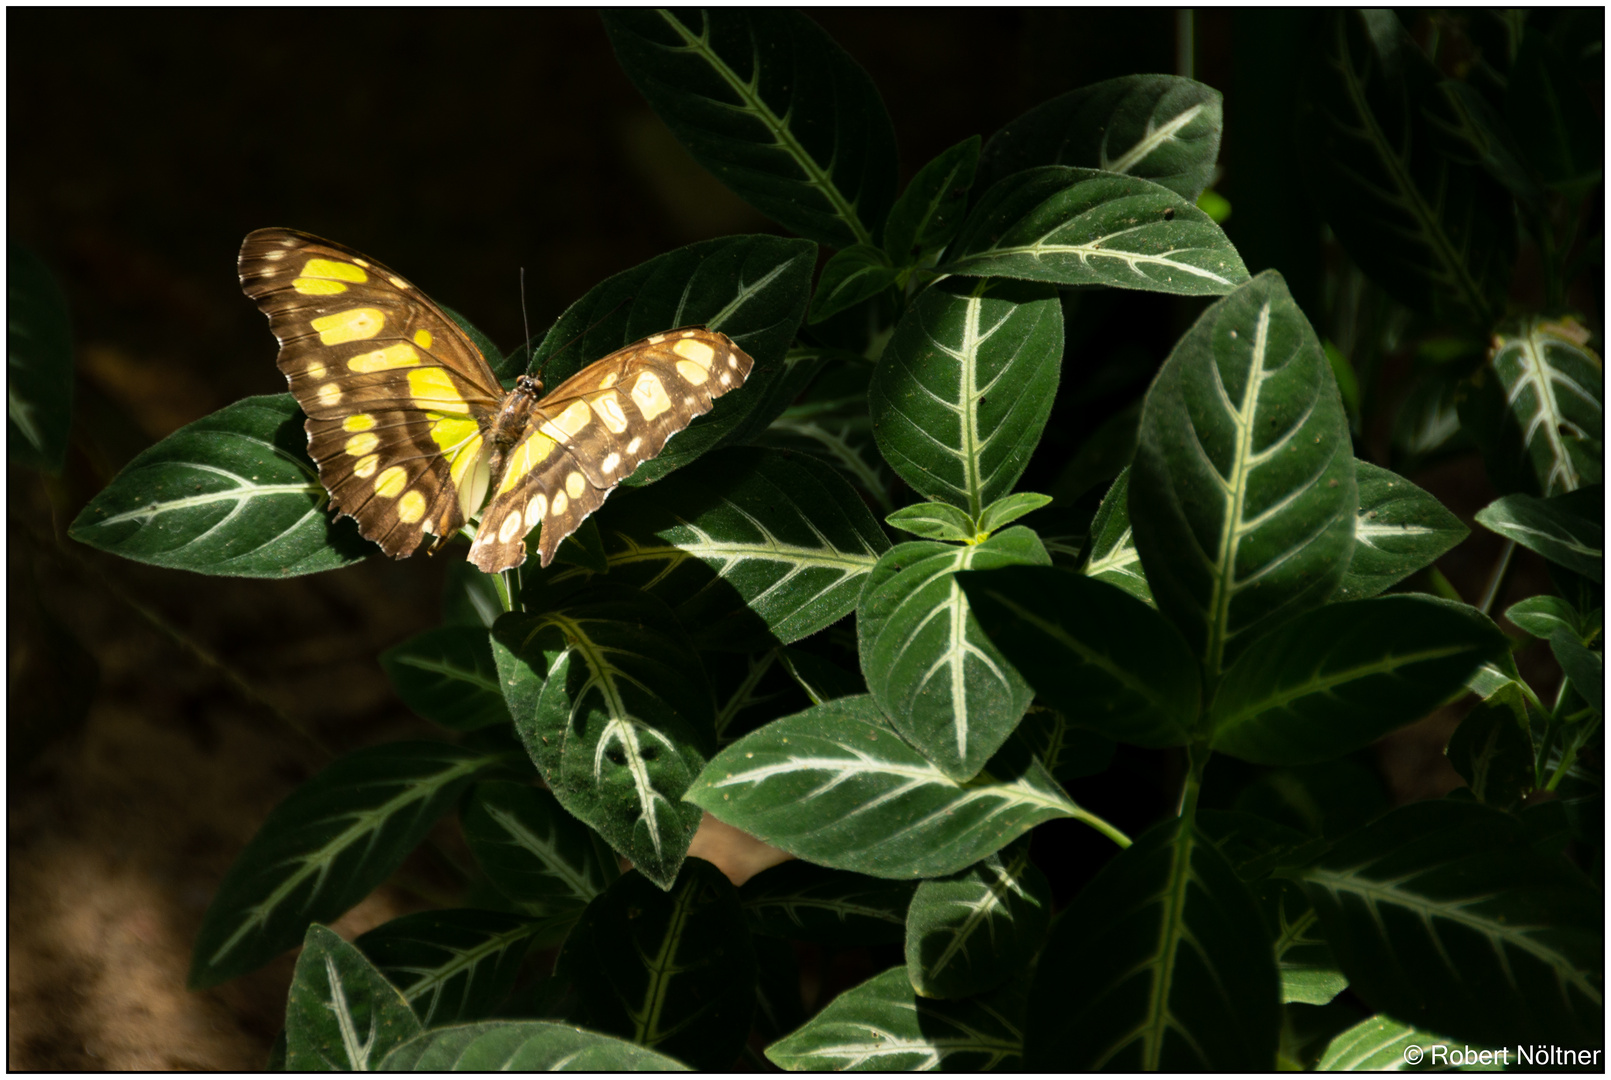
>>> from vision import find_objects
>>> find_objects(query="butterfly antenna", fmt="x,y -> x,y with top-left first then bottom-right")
518,266 -> 538,385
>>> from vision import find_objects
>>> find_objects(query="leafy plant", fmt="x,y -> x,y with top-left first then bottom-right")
33,8 -> 1601,1071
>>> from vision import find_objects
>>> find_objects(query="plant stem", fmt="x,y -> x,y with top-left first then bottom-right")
1177,742 -> 1211,823
1073,807 -> 1133,850
1477,539 -> 1516,616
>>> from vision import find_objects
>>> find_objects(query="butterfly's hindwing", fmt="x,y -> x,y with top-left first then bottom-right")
468,329 -> 755,571
239,228 -> 502,557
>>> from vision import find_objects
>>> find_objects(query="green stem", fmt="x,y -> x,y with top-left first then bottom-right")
1477,539 -> 1516,616
1178,742 -> 1211,823
1073,806 -> 1134,850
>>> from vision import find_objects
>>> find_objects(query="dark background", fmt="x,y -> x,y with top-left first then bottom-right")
7,10 -> 1557,1069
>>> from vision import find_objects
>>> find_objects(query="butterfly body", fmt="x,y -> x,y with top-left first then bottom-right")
239,228 -> 754,571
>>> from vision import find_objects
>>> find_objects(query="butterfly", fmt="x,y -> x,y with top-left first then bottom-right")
238,228 -> 754,571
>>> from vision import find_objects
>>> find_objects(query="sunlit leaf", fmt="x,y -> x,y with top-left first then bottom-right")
285,924 -> 422,1071
1332,461 -> 1468,602
383,1021 -> 688,1070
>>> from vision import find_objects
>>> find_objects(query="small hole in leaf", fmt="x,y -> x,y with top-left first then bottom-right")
1163,207 -> 1175,221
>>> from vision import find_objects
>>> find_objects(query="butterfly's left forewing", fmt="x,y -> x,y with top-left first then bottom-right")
240,228 -> 503,557
468,328 -> 754,571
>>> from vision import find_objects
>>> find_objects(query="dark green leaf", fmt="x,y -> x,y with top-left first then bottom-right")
870,279 -> 1062,517
765,966 -> 1026,1070
1009,706 -> 1116,785
959,565 -> 1199,748
858,529 -> 1051,780
1208,596 -> 1507,766
1446,696 -> 1535,810
189,742 -> 501,988
688,695 -> 1095,879
286,924 -> 422,1070
809,244 -> 898,325
1024,817 -> 1279,1069
1484,317 -> 1604,497
529,234 -> 815,485
1475,489 -> 1603,582
602,10 -> 896,250
382,1021 -> 688,1070
943,167 -> 1248,293
977,75 -> 1224,201
1507,29 -> 1603,198
1333,461 -> 1469,602
1298,799 -> 1603,1047
1082,467 -> 1151,604
883,135 -> 981,265
539,447 -> 889,649
1296,10 -> 1512,323
1313,1015 -> 1468,1071
356,910 -> 542,1027
739,860 -> 914,945
381,627 -> 511,732
759,360 -> 895,513
69,394 -> 372,577
558,860 -> 755,1069
1427,79 -> 1544,212
1505,594 -> 1584,641
460,781 -> 618,916
905,837 -> 1050,999
442,560 -> 503,628
493,589 -> 712,890
1551,632 -> 1603,718
7,242 -> 74,473
1131,272 -> 1356,673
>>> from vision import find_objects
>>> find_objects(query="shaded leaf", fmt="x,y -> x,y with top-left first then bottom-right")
381,627 -> 511,732
602,9 -> 896,250
1208,596 -> 1506,766
460,781 -> 618,916
355,910 -> 542,1027
1507,29 -> 1603,198
189,743 -> 502,988
809,244 -> 898,325
739,860 -> 914,945
883,135 -> 981,265
977,74 -> 1224,201
1446,696 -> 1534,810
1475,489 -> 1603,582
382,1020 -> 688,1070
558,860 -> 755,1070
905,837 -> 1050,999
7,242 -> 74,473
1485,316 -> 1604,497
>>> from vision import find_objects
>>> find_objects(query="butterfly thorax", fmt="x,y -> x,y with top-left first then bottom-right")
483,374 -> 544,486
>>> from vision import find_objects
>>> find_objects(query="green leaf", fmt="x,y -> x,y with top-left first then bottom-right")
1485,316 -> 1604,497
739,860 -> 915,945
540,447 -> 889,648
355,910 -> 543,1027
942,167 -> 1248,293
1314,1014 -> 1464,1071
905,837 -> 1050,999
493,589 -> 713,890
958,565 -> 1199,748
869,280 -> 1062,517
1427,78 -> 1544,213
1024,816 -> 1279,1069
68,394 -> 372,577
1298,799 -> 1603,1047
382,1021 -> 689,1070
884,501 -> 975,542
189,742 -> 501,988
977,75 -> 1224,202
975,491 -> 1052,536
1551,632 -> 1603,718
765,966 -> 1025,1070
808,244 -> 898,325
707,648 -> 815,743
1446,696 -> 1535,810
442,560 -> 503,628
1507,29 -> 1603,198
688,695 -> 1097,879
883,135 -> 981,266
1505,594 -> 1584,641
1295,10 -> 1512,323
857,529 -> 1050,780
1130,271 -> 1356,674
752,936 -> 807,1043
285,924 -> 423,1071
1208,596 -> 1507,766
1475,489 -> 1603,582
602,10 -> 896,250
8,242 -> 74,473
1333,461 -> 1469,602
529,234 -> 815,485
558,860 -> 755,1070
759,361 -> 896,513
380,627 -> 511,732
1082,467 -> 1151,605
460,781 -> 618,916
1009,706 -> 1116,786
